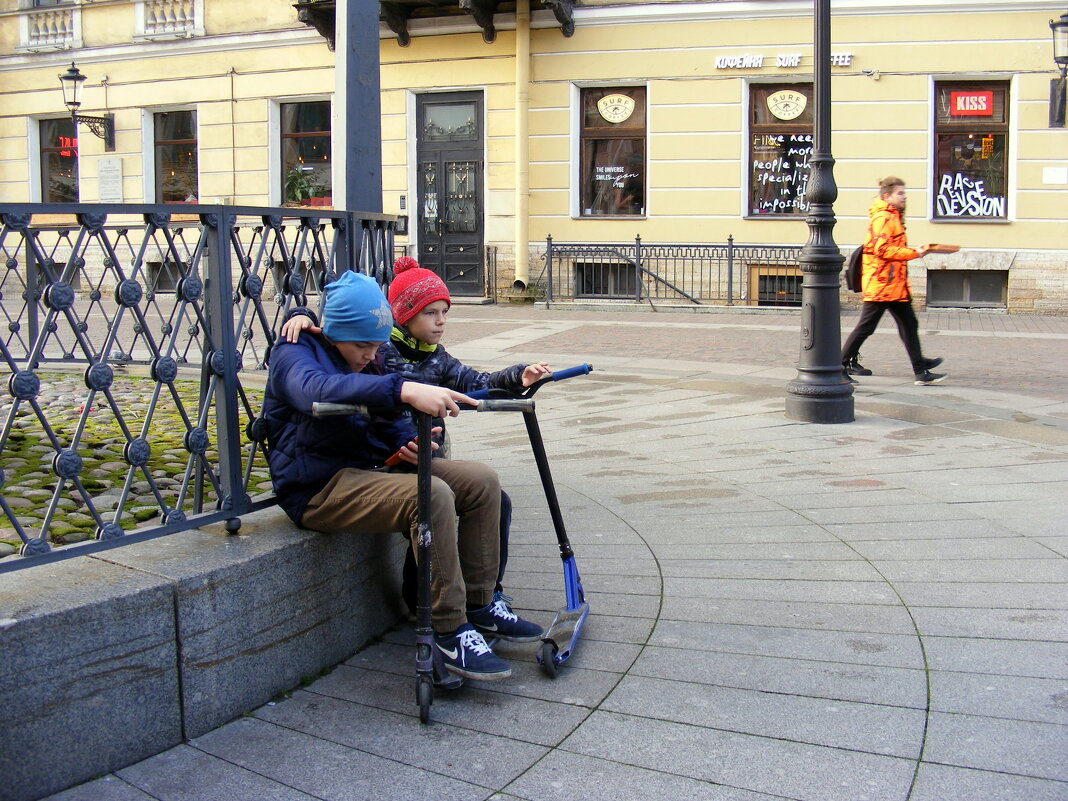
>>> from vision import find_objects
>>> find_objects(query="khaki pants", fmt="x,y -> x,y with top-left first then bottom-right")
300,460 -> 501,633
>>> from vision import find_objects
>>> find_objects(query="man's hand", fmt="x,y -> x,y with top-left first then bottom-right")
521,362 -> 552,387
278,314 -> 320,343
400,381 -> 474,418
915,245 -> 931,258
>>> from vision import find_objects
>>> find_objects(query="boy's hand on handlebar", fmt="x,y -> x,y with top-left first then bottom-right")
521,362 -> 552,387
278,314 -> 321,343
400,381 -> 474,417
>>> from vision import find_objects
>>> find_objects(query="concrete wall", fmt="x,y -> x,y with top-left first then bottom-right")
0,507 -> 407,801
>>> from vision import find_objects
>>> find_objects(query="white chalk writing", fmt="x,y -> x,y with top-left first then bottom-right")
936,172 -> 1005,217
751,133 -> 813,214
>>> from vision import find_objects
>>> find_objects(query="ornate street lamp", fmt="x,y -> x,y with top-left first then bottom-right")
1050,11 -> 1068,127
58,62 -> 115,151
784,0 -> 854,423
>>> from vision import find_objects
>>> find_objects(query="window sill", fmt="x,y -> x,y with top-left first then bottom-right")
743,215 -> 806,221
930,218 -> 1011,224
926,302 -> 1007,309
575,215 -> 647,220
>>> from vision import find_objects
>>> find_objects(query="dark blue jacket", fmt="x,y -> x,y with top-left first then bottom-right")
262,331 -> 414,524
379,339 -> 526,394
378,336 -> 526,448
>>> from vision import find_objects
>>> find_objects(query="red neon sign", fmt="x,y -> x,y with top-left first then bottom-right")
57,135 -> 78,158
950,91 -> 994,116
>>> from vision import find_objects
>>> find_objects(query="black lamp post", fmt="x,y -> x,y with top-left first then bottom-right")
784,0 -> 854,423
58,62 -> 115,152
1050,11 -> 1068,128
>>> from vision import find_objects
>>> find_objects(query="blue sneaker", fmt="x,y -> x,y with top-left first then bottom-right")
435,624 -> 511,680
468,594 -> 543,642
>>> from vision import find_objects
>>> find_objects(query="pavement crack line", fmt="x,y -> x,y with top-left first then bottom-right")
501,479 -> 668,798
785,507 -> 933,801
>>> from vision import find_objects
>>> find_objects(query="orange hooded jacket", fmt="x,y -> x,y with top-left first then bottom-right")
861,199 -> 919,303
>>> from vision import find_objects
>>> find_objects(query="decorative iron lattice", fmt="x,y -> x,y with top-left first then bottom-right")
542,235 -> 804,307
0,203 -> 396,572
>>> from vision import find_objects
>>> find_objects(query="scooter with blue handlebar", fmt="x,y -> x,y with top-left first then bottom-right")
466,363 -> 593,678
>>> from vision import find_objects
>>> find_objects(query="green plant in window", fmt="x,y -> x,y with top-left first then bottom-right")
285,167 -> 313,204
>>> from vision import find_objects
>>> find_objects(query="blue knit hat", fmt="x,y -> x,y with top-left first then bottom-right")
322,271 -> 393,343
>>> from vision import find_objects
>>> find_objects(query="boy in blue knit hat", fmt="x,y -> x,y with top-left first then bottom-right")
263,270 -> 542,681
281,259 -> 550,621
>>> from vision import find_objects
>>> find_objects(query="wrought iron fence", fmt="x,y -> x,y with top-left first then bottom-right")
543,235 -> 804,307
0,202 -> 397,573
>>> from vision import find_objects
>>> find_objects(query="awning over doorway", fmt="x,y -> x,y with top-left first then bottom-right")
294,1 -> 576,49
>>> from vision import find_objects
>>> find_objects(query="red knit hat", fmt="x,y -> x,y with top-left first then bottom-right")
388,257 -> 451,326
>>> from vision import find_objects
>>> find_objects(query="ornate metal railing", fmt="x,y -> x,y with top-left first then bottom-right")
0,203 -> 397,573
543,235 -> 804,307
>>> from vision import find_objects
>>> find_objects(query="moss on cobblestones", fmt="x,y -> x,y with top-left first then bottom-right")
0,372 -> 272,553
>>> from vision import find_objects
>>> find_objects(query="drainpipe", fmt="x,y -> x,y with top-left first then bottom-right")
513,0 -> 530,292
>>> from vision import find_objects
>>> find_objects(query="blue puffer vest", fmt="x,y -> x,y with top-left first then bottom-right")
262,332 -> 412,524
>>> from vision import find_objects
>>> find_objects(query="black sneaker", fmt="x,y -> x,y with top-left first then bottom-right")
843,370 -> 858,385
468,595 -> 543,642
923,357 -> 944,371
845,356 -> 872,376
435,624 -> 511,680
914,370 -> 947,386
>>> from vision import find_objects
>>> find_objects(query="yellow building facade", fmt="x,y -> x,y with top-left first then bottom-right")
1,0 -> 1066,310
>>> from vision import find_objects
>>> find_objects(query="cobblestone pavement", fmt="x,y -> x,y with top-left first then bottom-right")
45,304 -> 1068,801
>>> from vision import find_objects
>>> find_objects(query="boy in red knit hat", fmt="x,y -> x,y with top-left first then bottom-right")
280,258 -> 550,634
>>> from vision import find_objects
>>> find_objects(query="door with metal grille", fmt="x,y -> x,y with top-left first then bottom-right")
416,92 -> 484,296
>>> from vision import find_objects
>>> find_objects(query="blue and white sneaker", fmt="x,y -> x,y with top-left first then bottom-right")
468,594 -> 544,642
435,624 -> 511,680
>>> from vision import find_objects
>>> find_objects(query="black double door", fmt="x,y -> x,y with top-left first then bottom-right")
416,92 -> 484,297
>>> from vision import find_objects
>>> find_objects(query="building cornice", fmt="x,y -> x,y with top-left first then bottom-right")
0,27 -> 324,72
569,0 -> 1065,27
380,0 -> 1065,38
0,0 -> 1059,72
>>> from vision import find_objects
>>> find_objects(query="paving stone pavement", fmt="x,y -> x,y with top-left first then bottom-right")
46,305 -> 1068,801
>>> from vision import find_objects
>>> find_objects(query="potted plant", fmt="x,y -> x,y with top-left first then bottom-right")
284,166 -> 313,206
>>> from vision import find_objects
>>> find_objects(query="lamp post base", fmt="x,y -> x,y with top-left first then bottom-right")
785,383 -> 855,424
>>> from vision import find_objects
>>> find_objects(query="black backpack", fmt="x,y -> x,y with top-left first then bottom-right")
844,246 -> 864,292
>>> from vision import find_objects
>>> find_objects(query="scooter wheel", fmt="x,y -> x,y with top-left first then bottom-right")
417,675 -> 433,724
540,640 -> 559,679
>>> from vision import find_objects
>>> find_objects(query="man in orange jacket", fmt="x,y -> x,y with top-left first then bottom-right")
841,176 -> 946,386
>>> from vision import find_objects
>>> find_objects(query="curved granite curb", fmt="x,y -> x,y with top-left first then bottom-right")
0,507 -> 406,801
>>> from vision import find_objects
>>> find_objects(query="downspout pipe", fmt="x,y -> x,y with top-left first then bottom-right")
513,0 -> 530,292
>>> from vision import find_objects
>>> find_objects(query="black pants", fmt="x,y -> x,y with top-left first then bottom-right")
842,300 -> 926,373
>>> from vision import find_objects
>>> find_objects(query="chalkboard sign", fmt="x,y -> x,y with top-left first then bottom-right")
750,133 -> 813,215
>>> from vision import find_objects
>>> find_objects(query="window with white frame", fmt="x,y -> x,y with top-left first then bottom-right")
748,83 -> 814,217
40,118 -> 78,202
154,110 -> 198,202
933,80 -> 1009,220
280,101 -> 332,206
579,87 -> 646,217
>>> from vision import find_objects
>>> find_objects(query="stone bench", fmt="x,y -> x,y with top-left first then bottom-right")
0,507 -> 406,801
